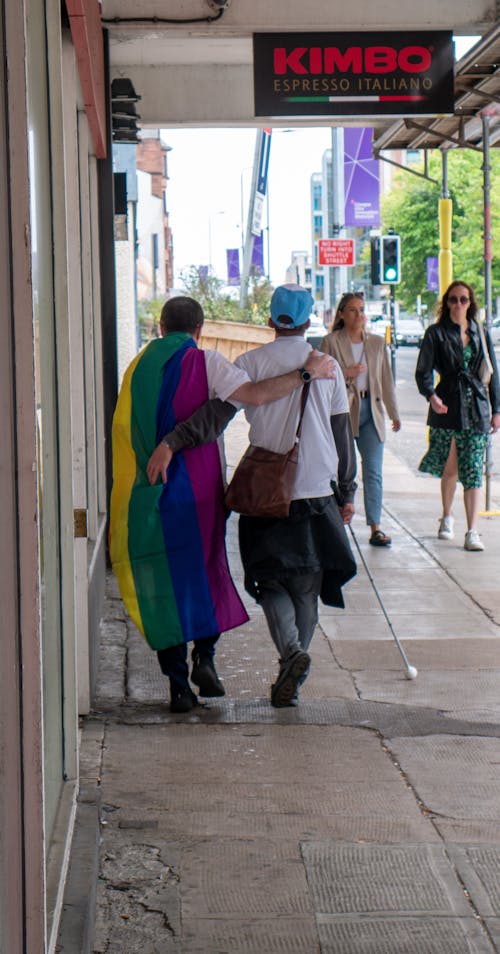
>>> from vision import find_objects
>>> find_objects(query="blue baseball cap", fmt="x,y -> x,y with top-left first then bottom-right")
270,284 -> 314,329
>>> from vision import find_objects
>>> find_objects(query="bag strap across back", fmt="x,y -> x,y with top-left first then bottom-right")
294,382 -> 311,443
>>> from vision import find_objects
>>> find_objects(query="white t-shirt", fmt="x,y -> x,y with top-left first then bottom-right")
202,349 -> 249,480
351,340 -> 368,393
204,348 -> 249,400
235,336 -> 348,499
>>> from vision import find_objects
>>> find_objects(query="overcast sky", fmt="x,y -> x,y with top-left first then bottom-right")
163,125 -> 332,289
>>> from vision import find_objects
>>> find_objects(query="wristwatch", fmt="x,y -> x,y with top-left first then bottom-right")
299,367 -> 312,383
161,436 -> 172,448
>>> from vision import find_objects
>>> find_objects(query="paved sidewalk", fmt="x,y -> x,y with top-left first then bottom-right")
58,418 -> 500,954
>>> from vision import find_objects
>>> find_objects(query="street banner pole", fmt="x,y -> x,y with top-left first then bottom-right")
240,128 -> 272,308
239,131 -> 261,307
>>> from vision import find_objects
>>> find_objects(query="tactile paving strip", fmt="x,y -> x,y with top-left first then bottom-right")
316,916 -> 495,954
93,698 -> 500,741
301,843 -> 470,916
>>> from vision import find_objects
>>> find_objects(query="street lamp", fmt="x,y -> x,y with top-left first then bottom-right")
208,210 -> 226,273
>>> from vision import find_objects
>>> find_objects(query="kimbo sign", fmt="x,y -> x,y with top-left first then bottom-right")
253,31 -> 454,117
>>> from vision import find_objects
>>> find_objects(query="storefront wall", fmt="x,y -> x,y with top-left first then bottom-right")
0,1 -> 107,950
0,0 -> 45,949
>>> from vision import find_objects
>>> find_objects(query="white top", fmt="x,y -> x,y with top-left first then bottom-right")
204,348 -> 249,400
234,336 -> 348,499
351,340 -> 368,393
203,348 -> 250,479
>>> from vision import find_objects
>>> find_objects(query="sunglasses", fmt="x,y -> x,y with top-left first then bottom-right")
340,292 -> 364,306
448,295 -> 469,305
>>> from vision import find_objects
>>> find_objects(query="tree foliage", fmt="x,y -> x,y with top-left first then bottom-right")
179,265 -> 273,325
381,149 -> 500,315
138,267 -> 274,344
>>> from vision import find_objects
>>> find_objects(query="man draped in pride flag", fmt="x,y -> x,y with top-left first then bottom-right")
110,295 -> 334,712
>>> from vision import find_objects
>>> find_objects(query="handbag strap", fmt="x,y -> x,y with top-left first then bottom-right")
476,320 -> 493,374
295,382 -> 311,442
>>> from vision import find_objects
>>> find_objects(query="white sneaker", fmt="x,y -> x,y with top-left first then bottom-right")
438,516 -> 454,540
464,529 -> 485,551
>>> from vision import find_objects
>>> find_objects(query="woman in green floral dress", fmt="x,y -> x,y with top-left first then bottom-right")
415,281 -> 500,551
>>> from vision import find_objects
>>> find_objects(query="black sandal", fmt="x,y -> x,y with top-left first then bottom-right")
369,530 -> 392,547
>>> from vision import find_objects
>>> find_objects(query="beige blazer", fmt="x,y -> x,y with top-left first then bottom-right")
321,327 -> 400,441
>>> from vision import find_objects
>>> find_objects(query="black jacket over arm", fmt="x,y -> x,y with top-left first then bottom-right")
415,318 -> 500,433
330,412 -> 357,505
164,399 -> 237,451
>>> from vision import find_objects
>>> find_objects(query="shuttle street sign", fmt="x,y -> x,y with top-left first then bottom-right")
318,238 -> 355,266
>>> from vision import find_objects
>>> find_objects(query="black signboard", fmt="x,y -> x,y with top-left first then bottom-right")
253,32 -> 454,117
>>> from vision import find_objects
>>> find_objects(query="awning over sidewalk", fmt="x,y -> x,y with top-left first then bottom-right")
373,24 -> 500,152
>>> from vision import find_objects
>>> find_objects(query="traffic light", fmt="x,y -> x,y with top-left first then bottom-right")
370,236 -> 381,286
380,234 -> 401,284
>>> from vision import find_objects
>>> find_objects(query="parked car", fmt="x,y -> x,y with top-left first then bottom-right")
367,315 -> 390,339
395,316 -> 424,347
306,312 -> 327,346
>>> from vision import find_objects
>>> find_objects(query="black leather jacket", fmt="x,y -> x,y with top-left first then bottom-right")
415,318 -> 500,433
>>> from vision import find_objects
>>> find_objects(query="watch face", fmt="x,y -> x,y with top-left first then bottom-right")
301,369 -> 312,382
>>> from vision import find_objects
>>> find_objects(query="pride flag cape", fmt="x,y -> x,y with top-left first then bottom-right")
110,333 -> 248,650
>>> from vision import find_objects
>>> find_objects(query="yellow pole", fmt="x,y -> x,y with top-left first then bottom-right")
439,198 -> 453,297
438,150 -> 452,297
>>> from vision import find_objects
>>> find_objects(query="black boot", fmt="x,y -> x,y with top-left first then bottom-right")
191,653 -> 225,697
170,686 -> 198,713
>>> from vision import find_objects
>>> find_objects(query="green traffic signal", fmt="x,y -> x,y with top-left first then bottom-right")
381,234 -> 401,284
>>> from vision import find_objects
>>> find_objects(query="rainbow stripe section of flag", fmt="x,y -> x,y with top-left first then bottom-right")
110,334 -> 248,650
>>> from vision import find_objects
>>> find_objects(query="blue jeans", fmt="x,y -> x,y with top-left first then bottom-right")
157,635 -> 219,694
356,397 -> 384,527
256,572 -> 322,663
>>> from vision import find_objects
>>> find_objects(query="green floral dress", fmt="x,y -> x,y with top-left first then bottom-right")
418,342 -> 487,489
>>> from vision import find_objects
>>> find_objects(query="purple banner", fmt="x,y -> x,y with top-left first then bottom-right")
251,233 -> 264,274
426,256 -> 439,292
198,265 -> 209,282
344,128 -> 380,227
226,248 -> 240,285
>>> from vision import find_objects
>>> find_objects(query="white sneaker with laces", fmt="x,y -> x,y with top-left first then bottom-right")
464,529 -> 484,551
438,516 -> 454,540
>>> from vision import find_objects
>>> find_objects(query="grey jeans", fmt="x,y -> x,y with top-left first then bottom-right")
256,572 -> 323,663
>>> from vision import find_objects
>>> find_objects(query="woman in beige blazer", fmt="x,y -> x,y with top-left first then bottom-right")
321,293 -> 401,546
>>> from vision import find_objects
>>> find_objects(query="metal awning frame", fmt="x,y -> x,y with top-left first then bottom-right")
372,23 -> 500,154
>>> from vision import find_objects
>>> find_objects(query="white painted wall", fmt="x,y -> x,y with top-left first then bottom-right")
115,202 -> 138,380
136,168 -> 167,300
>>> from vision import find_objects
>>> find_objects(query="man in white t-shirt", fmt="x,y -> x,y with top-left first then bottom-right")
233,284 -> 357,707
135,295 -> 335,713
149,287 -> 357,710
